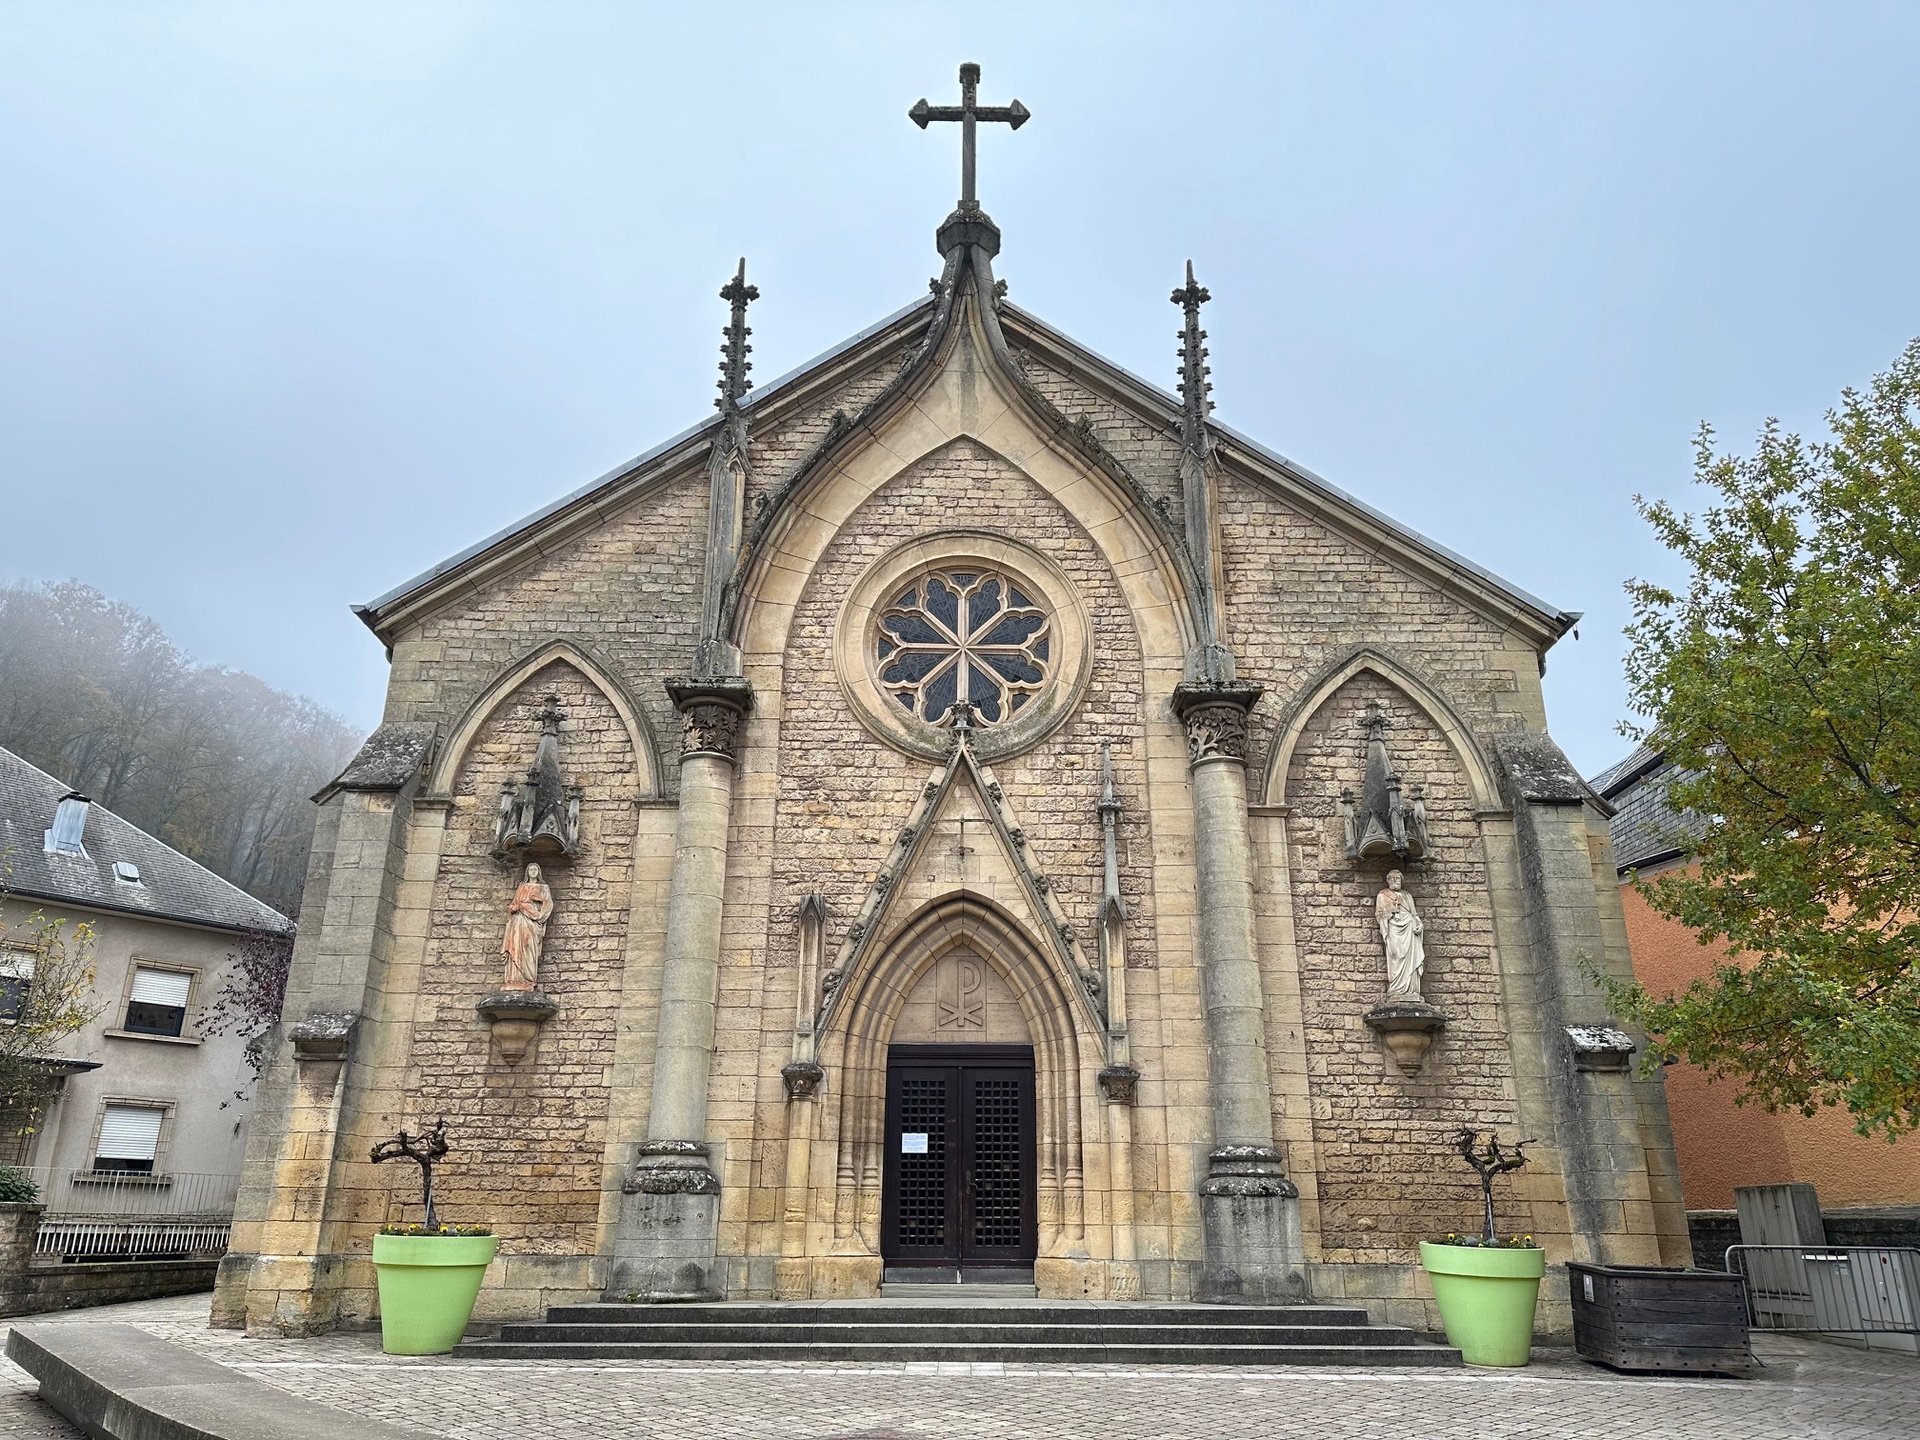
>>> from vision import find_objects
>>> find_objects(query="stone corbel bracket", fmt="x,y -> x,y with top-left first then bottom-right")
288,1010 -> 359,1062
813,724 -> 1107,1040
1566,1025 -> 1636,1073
476,990 -> 558,1065
1362,998 -> 1447,1076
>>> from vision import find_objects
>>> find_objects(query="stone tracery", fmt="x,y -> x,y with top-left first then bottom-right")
876,568 -> 1053,725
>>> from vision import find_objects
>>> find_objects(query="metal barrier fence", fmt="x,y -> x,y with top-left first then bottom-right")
1726,1245 -> 1920,1344
32,1219 -> 232,1261
10,1168 -> 241,1260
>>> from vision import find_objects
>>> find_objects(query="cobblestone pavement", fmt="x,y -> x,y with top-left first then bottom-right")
5,1293 -> 1918,1439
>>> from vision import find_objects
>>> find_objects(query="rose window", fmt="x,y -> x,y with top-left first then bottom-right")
875,569 -> 1052,726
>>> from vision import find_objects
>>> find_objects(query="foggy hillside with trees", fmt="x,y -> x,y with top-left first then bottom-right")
0,580 -> 361,916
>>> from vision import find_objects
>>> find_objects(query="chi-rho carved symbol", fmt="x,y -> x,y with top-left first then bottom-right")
937,953 -> 986,1030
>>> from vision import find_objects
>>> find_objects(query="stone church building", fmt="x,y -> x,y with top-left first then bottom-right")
215,70 -> 1689,1337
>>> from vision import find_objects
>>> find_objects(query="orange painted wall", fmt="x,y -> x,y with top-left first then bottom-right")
1619,871 -> 1920,1210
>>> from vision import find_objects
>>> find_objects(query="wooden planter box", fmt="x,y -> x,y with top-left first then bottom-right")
1568,1262 -> 1753,1374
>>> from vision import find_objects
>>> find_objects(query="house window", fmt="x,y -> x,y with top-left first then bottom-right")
0,951 -> 32,1023
125,966 -> 193,1038
94,1102 -> 165,1174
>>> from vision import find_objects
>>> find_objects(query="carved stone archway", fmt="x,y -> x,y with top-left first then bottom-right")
811,896 -> 1104,1289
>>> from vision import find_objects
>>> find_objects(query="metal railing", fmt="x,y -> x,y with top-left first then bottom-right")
9,1167 -> 241,1261
1727,1245 -> 1920,1343
11,1167 -> 241,1219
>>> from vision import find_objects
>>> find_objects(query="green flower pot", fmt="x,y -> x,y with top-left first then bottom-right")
371,1232 -> 498,1354
1420,1241 -> 1545,1367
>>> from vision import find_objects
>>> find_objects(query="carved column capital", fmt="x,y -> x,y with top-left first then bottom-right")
666,677 -> 754,762
781,1060 -> 825,1101
1097,1063 -> 1140,1106
1171,681 -> 1263,767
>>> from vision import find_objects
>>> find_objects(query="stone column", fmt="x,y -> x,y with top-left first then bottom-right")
609,677 -> 750,1301
1172,682 -> 1307,1304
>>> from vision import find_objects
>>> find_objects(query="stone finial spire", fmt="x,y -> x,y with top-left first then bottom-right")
695,259 -> 759,679
1172,260 -> 1213,460
1171,261 -> 1231,680
715,258 -> 758,413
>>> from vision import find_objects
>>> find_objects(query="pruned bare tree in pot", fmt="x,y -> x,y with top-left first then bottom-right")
1419,1129 -> 1545,1366
368,1120 -> 497,1354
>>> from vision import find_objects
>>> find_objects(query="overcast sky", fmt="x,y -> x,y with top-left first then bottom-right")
4,2 -> 1916,777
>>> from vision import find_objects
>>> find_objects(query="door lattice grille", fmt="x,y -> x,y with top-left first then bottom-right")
896,1077 -> 949,1249
969,1076 -> 1024,1250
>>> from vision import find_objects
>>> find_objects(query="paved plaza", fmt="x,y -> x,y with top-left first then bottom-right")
4,1293 -> 1917,1439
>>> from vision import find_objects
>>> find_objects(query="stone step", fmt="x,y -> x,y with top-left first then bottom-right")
882,1282 -> 1040,1298
493,1321 -> 1428,1347
458,1338 -> 1460,1366
541,1302 -> 1378,1328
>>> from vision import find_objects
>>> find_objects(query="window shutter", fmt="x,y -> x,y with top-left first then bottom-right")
130,968 -> 192,1007
0,951 -> 34,980
96,1104 -> 164,1161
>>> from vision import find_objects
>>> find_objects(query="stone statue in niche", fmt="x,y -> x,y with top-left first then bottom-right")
500,862 -> 554,991
1362,867 -> 1445,1076
1375,869 -> 1425,1000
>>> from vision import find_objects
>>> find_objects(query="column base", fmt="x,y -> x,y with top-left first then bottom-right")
608,1141 -> 722,1301
1198,1146 -> 1309,1304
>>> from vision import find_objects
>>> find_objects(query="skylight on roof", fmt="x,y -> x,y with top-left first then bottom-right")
113,861 -> 142,885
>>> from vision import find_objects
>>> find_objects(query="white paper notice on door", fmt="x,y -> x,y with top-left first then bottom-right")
901,1133 -> 929,1154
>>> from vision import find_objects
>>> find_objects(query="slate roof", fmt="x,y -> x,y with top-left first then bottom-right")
0,746 -> 293,935
1590,744 -> 1707,874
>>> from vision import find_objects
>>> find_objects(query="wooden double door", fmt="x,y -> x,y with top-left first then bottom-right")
881,1044 -> 1037,1276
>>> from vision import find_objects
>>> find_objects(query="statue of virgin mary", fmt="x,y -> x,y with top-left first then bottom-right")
500,862 -> 554,991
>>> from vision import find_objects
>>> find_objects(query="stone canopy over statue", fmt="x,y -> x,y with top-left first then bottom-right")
1341,701 -> 1429,863
492,692 -> 584,865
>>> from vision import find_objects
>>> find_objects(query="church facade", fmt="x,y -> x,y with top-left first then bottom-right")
214,71 -> 1689,1337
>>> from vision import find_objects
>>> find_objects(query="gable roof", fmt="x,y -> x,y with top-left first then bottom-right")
354,289 -> 1577,650
0,746 -> 292,935
1590,744 -> 1707,874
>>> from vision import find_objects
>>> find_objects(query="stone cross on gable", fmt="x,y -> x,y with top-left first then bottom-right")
910,62 -> 1030,209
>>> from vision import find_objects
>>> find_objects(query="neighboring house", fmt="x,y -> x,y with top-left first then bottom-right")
0,745 -> 291,1250
1592,745 -> 1920,1212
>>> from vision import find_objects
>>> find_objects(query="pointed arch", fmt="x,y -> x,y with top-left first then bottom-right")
814,895 -> 1101,1266
726,285 -> 1204,684
427,640 -> 663,798
1259,645 -> 1500,809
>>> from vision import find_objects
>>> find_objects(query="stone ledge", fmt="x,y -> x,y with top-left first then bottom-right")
6,1322 -> 438,1440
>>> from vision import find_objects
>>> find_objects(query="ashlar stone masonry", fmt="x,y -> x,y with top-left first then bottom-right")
215,78 -> 1688,1338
